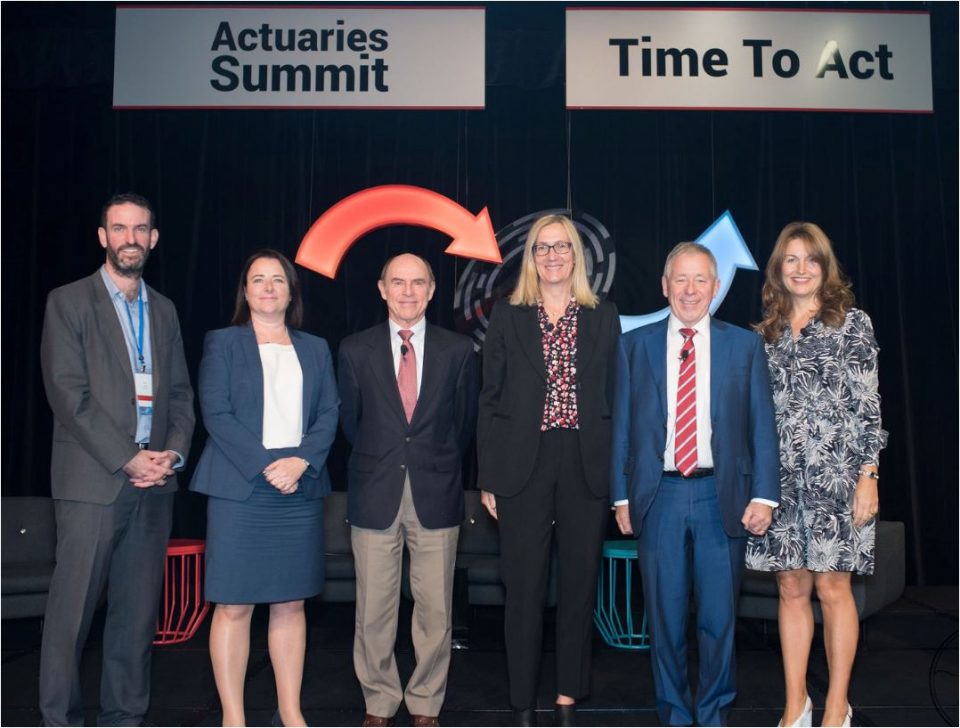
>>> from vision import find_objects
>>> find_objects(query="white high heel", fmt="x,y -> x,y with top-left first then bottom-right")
840,704 -> 853,727
777,695 -> 813,727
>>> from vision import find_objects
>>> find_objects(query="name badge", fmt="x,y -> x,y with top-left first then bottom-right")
134,372 -> 154,416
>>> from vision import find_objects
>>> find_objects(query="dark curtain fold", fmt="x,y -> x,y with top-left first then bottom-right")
2,1 -> 957,584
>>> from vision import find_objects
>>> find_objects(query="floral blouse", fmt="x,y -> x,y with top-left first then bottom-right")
539,299 -> 580,430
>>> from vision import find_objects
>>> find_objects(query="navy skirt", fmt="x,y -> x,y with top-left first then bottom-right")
205,480 -> 324,604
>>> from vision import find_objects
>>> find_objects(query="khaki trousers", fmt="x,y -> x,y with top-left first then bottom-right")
351,476 -> 459,718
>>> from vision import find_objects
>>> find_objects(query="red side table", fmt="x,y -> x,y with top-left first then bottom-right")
154,538 -> 210,645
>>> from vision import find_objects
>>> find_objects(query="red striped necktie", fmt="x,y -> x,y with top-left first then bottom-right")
675,328 -> 698,477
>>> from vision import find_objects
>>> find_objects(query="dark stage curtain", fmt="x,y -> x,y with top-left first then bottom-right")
2,2 -> 957,584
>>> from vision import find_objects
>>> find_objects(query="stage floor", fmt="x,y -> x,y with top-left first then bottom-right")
2,586 -> 956,727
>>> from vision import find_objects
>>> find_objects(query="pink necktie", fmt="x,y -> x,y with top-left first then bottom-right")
674,328 -> 698,477
397,329 -> 417,422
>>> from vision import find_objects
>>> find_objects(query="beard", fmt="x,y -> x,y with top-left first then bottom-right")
106,243 -> 150,277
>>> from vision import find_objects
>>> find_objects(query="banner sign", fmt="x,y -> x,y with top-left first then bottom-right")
114,7 -> 485,109
566,8 -> 932,113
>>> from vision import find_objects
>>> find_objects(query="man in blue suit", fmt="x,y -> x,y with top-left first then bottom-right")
611,242 -> 779,726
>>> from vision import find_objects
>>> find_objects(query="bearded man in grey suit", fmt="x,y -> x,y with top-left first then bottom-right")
38,193 -> 195,727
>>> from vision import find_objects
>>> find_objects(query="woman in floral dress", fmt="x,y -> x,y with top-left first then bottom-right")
746,222 -> 887,728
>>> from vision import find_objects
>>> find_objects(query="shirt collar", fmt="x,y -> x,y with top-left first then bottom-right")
667,313 -> 709,337
99,265 -> 148,302
388,316 -> 427,340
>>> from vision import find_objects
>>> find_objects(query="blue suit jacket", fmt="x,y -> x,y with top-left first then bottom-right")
609,317 -> 779,537
190,324 -> 339,501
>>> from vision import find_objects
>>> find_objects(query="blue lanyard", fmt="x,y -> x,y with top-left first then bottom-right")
123,290 -> 146,373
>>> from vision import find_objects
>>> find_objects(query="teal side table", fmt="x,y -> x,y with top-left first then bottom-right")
593,539 -> 649,650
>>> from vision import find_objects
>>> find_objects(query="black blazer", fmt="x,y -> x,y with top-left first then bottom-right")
338,321 -> 479,530
477,299 -> 620,499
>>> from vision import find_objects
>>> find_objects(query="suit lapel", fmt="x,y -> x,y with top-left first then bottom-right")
645,319 -> 668,419
91,274 -> 135,391
514,305 -> 546,382
710,318 -> 730,423
290,329 -> 313,432
239,324 -> 266,437
576,305 -> 599,377
145,284 -> 162,396
411,324 -> 447,426
369,323 -> 408,424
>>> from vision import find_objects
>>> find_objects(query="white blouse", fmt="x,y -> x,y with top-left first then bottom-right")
258,344 -> 303,449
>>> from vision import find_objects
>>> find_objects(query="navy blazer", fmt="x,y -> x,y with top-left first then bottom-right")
609,317 -> 780,537
190,324 -> 339,501
337,321 -> 478,530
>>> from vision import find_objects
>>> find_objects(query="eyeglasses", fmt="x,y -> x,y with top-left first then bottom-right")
532,241 -> 573,257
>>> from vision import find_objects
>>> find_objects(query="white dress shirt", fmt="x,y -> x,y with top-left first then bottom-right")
388,316 -> 426,393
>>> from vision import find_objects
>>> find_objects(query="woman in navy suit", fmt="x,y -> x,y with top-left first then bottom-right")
190,249 -> 338,727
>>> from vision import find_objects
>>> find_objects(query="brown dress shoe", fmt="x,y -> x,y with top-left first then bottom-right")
361,714 -> 395,727
410,716 -> 439,727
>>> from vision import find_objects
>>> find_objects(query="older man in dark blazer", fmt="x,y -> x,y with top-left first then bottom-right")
338,253 -> 478,728
611,242 -> 779,726
38,193 -> 194,726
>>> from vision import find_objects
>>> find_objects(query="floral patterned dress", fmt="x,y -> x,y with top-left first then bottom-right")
746,308 -> 888,575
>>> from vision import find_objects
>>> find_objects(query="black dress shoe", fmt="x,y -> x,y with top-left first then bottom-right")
554,703 -> 576,727
513,707 -> 535,726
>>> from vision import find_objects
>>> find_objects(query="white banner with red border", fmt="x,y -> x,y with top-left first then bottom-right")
566,8 -> 932,113
113,6 -> 485,109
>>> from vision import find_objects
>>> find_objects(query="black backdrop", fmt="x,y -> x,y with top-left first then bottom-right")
2,2 -> 957,585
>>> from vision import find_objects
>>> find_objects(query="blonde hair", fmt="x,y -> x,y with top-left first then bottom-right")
508,214 -> 599,308
756,221 -> 854,343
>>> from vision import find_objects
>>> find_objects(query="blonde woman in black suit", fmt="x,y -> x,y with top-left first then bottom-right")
477,214 -> 620,727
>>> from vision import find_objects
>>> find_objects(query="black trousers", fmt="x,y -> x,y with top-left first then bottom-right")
496,429 -> 609,710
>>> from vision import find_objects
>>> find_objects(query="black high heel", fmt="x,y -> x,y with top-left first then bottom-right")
554,703 -> 576,727
513,707 -> 535,726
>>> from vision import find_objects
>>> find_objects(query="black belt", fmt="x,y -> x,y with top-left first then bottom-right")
663,468 -> 714,479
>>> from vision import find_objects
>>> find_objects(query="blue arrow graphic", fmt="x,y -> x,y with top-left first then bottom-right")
619,211 -> 758,333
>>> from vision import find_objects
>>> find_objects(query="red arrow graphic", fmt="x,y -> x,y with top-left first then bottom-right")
296,185 -> 502,279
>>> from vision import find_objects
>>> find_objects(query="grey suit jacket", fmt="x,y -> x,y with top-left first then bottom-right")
40,270 -> 195,504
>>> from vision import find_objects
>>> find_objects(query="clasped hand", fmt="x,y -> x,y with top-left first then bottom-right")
263,457 -> 308,495
124,449 -> 176,488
